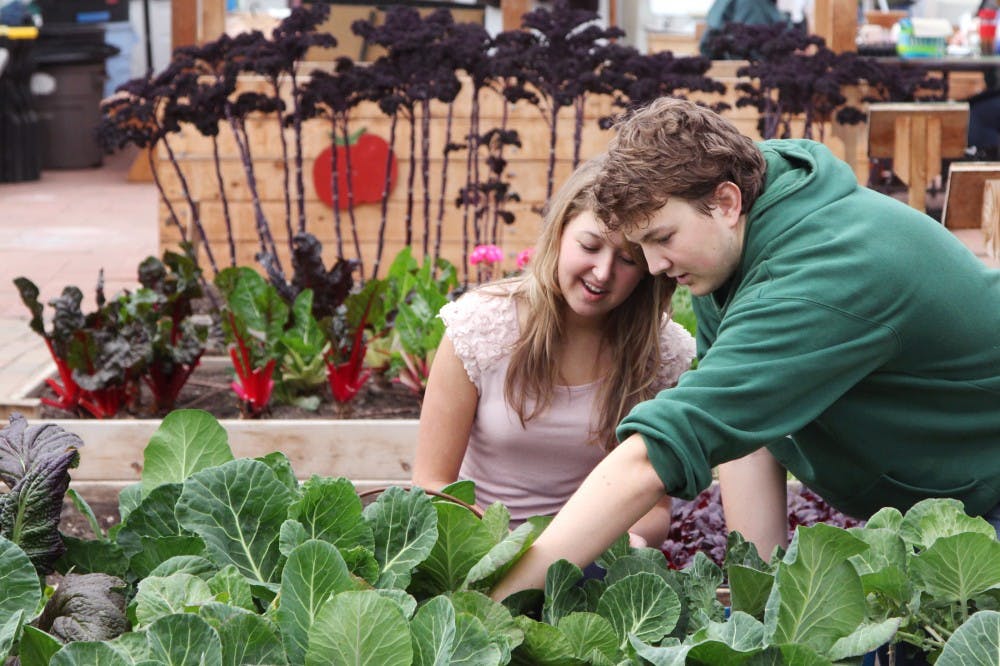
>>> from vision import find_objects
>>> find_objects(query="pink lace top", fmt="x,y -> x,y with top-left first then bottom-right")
439,287 -> 696,523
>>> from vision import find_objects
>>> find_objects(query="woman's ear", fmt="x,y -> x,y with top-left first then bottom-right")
713,182 -> 743,228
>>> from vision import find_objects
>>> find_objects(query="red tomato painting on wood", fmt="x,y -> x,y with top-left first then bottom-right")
312,129 -> 398,209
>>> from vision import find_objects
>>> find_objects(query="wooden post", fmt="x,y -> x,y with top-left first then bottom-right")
812,0 -> 857,53
983,180 -> 1000,261
171,0 -> 226,49
502,0 -> 530,31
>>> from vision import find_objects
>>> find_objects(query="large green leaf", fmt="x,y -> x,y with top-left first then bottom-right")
452,612 -> 503,666
287,476 -> 373,551
826,618 -> 901,662
763,523 -> 868,655
0,611 -> 24,663
479,502 -> 511,542
207,565 -> 255,611
18,625 -> 62,666
363,486 -> 438,589
141,410 -> 233,498
176,458 -> 295,584
558,612 -> 619,663
691,610 -> 766,651
133,573 -> 215,628
49,641 -> 132,666
199,603 -> 287,666
899,498 -> 996,550
147,555 -> 216,580
451,590 -> 524,662
115,483 -> 189,557
415,502 -> 495,595
56,536 -> 129,577
410,596 -> 456,666
129,536 -> 207,580
542,560 -> 586,626
145,613 -> 223,666
847,527 -> 910,605
305,590 -> 412,665
510,617 -> 586,666
464,521 -> 538,590
728,564 -> 775,618
937,610 -> 1000,666
278,539 -> 355,665
911,533 -> 1000,602
0,535 -> 41,618
596,572 -> 681,650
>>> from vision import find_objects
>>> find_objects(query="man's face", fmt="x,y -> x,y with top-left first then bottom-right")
624,184 -> 745,297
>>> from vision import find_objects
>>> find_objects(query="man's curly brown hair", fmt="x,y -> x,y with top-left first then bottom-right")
594,97 -> 767,231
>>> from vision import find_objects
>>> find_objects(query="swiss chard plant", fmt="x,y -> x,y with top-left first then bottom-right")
14,275 -> 145,419
117,248 -> 209,414
354,247 -> 459,396
215,267 -> 290,417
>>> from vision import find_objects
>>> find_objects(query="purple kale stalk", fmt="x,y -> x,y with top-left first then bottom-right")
301,58 -> 375,269
353,8 -> 462,274
98,66 -> 220,276
250,5 -> 337,240
493,0 -> 624,199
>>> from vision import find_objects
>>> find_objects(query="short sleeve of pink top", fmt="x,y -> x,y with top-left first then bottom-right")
439,287 -> 696,524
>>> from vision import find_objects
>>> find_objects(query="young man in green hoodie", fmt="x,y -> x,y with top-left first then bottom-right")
491,96 -> 1000,600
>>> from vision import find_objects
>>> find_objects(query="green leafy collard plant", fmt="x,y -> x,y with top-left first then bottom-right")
2,410 -> 999,664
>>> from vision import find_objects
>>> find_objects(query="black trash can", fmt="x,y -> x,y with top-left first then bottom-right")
0,25 -> 42,182
31,23 -> 118,169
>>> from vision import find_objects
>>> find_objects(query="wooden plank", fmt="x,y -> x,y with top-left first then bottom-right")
868,102 -> 969,159
171,0 -> 197,50
942,163 -> 1000,229
982,179 -> 999,260
58,419 -> 418,483
813,0 -> 857,53
869,102 -> 970,212
502,0 -> 530,31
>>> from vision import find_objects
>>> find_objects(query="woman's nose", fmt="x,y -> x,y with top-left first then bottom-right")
592,253 -> 614,280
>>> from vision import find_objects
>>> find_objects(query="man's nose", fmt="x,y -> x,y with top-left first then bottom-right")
646,252 -> 671,276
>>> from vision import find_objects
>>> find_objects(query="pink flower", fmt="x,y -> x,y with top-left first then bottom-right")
470,244 -> 504,266
516,247 -> 535,270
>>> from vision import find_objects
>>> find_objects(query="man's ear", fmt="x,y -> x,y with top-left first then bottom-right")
713,182 -> 743,228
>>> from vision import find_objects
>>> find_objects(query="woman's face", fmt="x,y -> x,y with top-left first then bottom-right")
556,210 -> 646,326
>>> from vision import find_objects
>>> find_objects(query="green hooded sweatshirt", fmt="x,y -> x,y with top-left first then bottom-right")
618,139 -> 1000,519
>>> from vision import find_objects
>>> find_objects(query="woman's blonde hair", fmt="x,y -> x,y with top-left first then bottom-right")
490,155 -> 676,449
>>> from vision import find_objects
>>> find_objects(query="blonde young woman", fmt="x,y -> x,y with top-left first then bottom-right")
411,156 -> 696,549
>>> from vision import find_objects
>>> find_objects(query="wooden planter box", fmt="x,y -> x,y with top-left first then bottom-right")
156,67 -> 870,278
1,358 -> 419,492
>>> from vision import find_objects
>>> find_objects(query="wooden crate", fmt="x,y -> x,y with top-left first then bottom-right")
155,71 -> 871,276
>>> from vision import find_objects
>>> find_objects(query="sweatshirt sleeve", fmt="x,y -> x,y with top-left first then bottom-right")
617,294 -> 900,500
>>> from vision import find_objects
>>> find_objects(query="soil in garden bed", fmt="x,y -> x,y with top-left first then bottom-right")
40,359 -> 424,421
